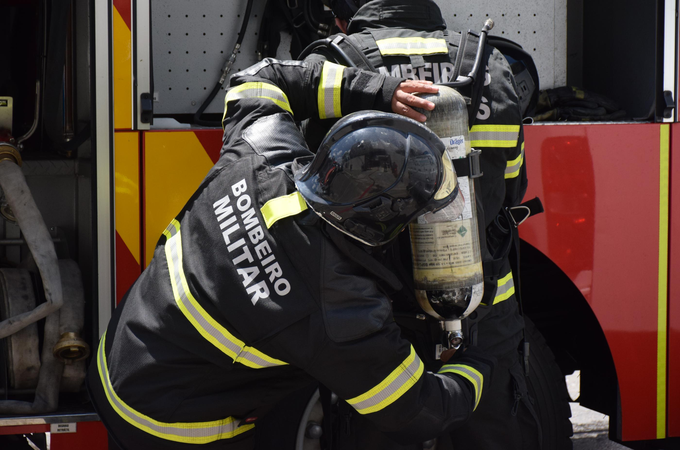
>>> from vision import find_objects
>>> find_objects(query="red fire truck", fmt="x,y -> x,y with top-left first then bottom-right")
0,0 -> 678,449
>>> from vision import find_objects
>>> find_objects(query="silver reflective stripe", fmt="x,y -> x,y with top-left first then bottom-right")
438,363 -> 484,410
96,333 -> 254,443
493,271 -> 515,304
318,61 -> 344,119
376,37 -> 448,55
505,142 -> 524,179
163,219 -> 287,369
469,125 -> 520,148
235,58 -> 305,77
347,346 -> 424,414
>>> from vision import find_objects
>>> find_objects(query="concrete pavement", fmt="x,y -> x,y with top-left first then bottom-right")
567,371 -> 630,450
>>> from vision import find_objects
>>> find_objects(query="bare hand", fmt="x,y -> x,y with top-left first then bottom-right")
392,80 -> 439,122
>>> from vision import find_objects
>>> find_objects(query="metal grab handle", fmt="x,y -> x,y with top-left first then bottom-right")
442,19 -> 495,88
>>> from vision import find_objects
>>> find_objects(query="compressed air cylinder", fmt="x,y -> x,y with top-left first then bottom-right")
409,85 -> 484,321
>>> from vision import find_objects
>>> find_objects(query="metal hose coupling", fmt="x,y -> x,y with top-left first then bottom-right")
0,141 -> 22,166
53,331 -> 90,363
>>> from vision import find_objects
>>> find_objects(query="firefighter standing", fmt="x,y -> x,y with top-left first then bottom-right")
304,1 -> 541,449
86,59 -> 497,449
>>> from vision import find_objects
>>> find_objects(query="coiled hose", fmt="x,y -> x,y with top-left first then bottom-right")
0,157 -> 64,413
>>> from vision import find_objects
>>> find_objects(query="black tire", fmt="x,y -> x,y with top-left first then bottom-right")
525,316 -> 574,450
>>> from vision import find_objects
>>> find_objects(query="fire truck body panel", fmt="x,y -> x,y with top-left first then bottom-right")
1,0 -> 679,448
522,123 -> 670,442
669,123 -> 680,439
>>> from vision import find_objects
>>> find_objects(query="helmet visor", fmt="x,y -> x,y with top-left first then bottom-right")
312,127 -> 440,206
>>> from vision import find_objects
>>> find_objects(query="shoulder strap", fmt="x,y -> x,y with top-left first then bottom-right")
441,30 -> 490,127
330,33 -> 378,71
326,225 -> 403,291
455,31 -> 492,127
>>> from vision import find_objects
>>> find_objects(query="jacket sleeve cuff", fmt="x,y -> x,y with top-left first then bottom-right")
374,76 -> 406,112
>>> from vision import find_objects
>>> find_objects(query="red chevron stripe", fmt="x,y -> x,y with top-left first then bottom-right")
113,0 -> 132,31
115,231 -> 141,304
194,129 -> 224,164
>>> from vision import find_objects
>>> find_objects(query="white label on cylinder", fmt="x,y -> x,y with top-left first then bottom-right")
410,219 -> 477,268
419,200 -> 461,223
457,177 -> 473,220
442,135 -> 467,159
420,176 -> 472,223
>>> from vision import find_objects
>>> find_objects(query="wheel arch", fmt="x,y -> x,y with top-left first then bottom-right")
519,239 -> 620,425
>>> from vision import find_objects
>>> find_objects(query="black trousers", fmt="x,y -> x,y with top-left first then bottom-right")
448,299 -> 542,450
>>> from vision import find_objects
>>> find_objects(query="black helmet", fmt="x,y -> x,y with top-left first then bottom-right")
325,0 -> 369,20
294,111 -> 462,246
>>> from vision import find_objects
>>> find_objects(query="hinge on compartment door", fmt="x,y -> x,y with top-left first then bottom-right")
140,93 -> 154,124
663,90 -> 675,119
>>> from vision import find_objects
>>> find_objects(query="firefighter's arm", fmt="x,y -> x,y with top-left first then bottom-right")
304,326 -> 494,443
258,223 -> 492,441
504,124 -> 527,205
223,58 -> 435,129
472,48 -> 526,220
497,48 -> 528,206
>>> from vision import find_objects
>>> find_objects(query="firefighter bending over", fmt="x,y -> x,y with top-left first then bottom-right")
86,58 -> 495,450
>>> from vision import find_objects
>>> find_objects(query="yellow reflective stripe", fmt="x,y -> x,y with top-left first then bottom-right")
375,37 -> 448,56
480,270 -> 515,306
347,346 -> 424,414
318,61 -> 345,119
469,124 -> 520,148
260,192 -> 308,229
163,219 -> 287,369
493,271 -> 515,305
223,82 -> 293,122
470,124 -> 521,133
657,124 -> 669,439
97,333 -> 254,443
438,364 -> 483,410
505,142 -> 524,179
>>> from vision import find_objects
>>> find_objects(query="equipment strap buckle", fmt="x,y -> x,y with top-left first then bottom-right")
507,197 -> 544,227
292,12 -> 306,28
452,148 -> 482,179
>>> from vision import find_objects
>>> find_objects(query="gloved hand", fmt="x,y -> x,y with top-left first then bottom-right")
449,345 -> 496,374
438,345 -> 496,408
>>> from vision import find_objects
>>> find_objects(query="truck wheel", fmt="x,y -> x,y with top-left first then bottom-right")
525,316 -> 574,450
296,388 -> 323,450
